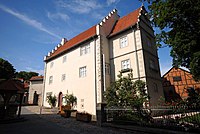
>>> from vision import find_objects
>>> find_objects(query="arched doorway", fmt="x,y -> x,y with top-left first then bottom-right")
58,92 -> 63,107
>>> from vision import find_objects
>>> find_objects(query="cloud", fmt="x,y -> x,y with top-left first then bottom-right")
47,12 -> 70,22
0,4 -> 61,39
25,67 -> 44,75
106,0 -> 120,6
55,0 -> 102,14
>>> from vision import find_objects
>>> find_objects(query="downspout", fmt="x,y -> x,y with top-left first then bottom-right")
103,54 -> 106,92
132,26 -> 140,80
93,37 -> 97,116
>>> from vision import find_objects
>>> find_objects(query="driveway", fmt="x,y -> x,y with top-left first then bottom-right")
0,106 -> 142,134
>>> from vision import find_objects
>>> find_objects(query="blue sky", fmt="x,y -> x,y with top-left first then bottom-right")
0,0 -> 172,75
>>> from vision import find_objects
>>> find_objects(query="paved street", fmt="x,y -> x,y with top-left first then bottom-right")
0,106 -> 143,134
0,106 -> 195,134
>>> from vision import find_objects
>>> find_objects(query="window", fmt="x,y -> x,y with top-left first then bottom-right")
61,74 -> 66,81
153,83 -> 158,92
105,63 -> 110,75
120,36 -> 128,48
49,76 -> 53,84
173,76 -> 182,82
80,44 -> 90,56
79,66 -> 87,77
50,62 -> 54,68
121,59 -> 130,70
63,55 -> 67,63
149,59 -> 157,70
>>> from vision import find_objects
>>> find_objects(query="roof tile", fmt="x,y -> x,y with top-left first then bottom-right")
46,25 -> 96,61
30,76 -> 43,81
109,7 -> 141,37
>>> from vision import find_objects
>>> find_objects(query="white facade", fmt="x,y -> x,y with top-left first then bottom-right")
43,6 -> 164,119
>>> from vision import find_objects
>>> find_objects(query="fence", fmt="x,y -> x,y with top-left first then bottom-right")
104,106 -> 200,132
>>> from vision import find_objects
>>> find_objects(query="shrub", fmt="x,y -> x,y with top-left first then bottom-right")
46,94 -> 57,108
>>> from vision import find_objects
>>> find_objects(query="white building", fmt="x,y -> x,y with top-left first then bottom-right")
43,6 -> 164,119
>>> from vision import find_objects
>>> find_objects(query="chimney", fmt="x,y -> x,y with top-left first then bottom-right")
61,38 -> 67,45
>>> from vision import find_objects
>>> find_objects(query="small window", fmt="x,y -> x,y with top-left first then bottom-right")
120,36 -> 128,48
63,55 -> 67,63
61,74 -> 66,81
105,63 -> 110,75
147,36 -> 152,47
79,66 -> 87,78
49,76 -> 53,84
121,59 -> 130,70
50,62 -> 54,68
173,76 -> 182,82
80,44 -> 90,56
153,83 -> 158,92
149,60 -> 155,69
149,59 -> 157,71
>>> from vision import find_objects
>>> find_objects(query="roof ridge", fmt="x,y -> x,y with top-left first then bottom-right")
45,25 -> 97,61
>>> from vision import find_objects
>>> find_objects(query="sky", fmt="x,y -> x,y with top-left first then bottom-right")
0,0 -> 173,76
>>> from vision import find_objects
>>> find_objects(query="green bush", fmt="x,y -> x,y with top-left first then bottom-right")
46,94 -> 57,107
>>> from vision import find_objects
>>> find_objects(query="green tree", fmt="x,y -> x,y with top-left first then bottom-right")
46,94 -> 57,108
140,0 -> 200,80
105,72 -> 148,110
0,58 -> 16,80
16,71 -> 39,80
64,93 -> 77,107
186,87 -> 200,109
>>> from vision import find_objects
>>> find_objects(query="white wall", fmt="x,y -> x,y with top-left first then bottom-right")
44,39 -> 97,116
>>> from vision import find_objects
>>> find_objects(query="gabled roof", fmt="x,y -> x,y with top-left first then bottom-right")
30,76 -> 43,81
162,67 -> 191,77
45,6 -> 144,61
109,7 -> 141,37
46,25 -> 97,61
0,79 -> 25,93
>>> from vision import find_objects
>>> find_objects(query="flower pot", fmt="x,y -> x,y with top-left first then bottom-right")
76,112 -> 92,122
60,110 -> 71,118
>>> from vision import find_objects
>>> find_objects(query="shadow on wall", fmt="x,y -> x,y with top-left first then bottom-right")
163,78 -> 182,103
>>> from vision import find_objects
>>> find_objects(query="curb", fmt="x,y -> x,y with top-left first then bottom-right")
102,123 -> 198,134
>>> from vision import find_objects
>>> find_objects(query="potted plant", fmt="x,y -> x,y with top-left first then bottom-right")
60,105 -> 71,118
60,93 -> 77,118
46,94 -> 57,108
76,111 -> 92,122
65,93 -> 77,108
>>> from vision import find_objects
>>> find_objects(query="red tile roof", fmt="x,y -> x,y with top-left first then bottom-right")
109,7 -> 141,37
45,7 -> 142,61
0,79 -> 25,92
30,76 -> 43,81
46,25 -> 97,61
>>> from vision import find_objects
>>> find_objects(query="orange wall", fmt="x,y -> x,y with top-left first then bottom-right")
162,68 -> 200,101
